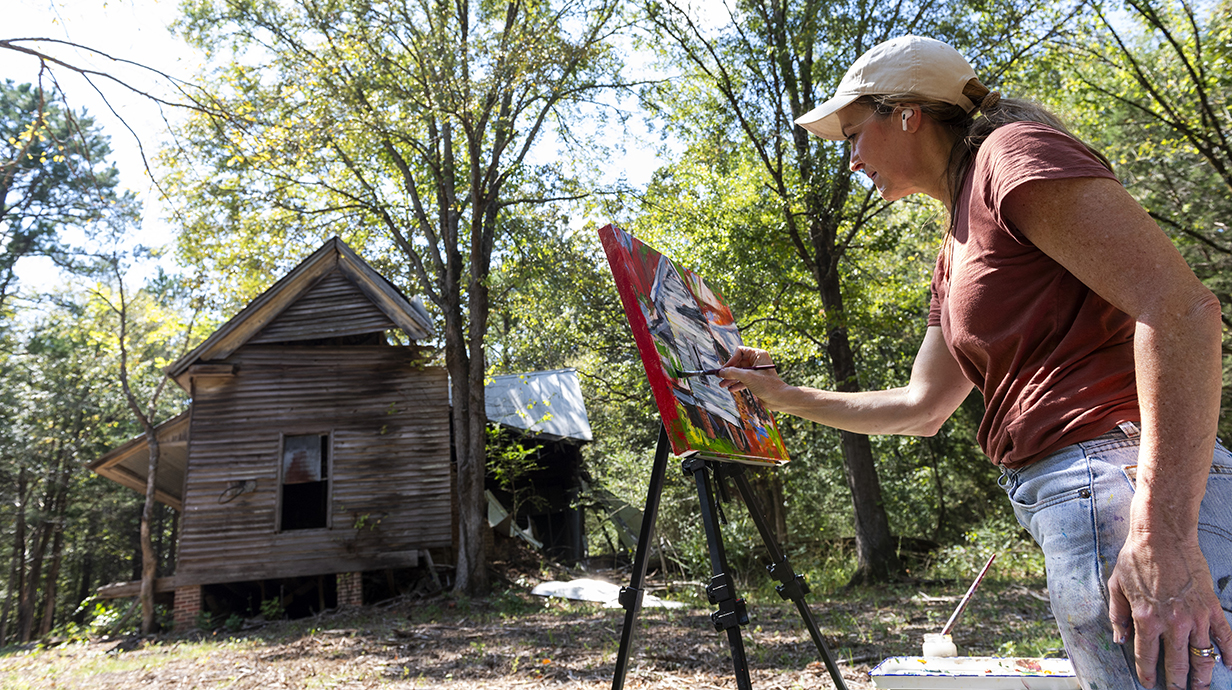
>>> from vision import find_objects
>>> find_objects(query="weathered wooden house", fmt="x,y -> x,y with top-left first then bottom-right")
91,237 -> 451,627
91,238 -> 600,628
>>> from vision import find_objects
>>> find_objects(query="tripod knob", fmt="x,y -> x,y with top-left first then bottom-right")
711,597 -> 750,631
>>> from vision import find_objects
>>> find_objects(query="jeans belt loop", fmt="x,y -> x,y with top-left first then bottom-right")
1117,421 -> 1140,439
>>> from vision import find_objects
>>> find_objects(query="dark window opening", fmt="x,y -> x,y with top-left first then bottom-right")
281,434 -> 329,531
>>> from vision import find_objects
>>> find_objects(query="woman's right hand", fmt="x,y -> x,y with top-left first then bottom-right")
717,347 -> 788,405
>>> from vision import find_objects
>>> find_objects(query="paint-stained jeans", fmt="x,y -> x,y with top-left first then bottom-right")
999,425 -> 1232,690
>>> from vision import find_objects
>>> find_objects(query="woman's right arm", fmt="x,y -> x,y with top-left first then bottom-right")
719,326 -> 973,437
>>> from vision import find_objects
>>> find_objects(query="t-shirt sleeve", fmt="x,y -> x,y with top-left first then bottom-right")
981,123 -> 1119,239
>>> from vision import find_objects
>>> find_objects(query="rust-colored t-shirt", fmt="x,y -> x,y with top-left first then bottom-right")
928,122 -> 1140,469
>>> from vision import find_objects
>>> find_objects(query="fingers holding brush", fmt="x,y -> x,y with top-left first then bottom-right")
723,346 -> 773,370
718,347 -> 783,398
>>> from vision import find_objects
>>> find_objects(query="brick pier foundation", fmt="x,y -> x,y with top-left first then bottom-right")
173,585 -> 202,630
337,572 -> 363,607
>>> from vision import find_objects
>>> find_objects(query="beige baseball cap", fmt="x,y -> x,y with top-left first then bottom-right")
795,35 -> 978,140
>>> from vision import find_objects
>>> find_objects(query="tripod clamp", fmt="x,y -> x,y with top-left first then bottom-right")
617,585 -> 643,610
706,573 -> 750,632
767,559 -> 810,601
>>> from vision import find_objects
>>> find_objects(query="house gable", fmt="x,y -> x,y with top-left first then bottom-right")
165,237 -> 433,389
246,272 -> 397,344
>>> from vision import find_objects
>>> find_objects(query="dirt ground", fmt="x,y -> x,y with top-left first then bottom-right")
0,563 -> 1060,690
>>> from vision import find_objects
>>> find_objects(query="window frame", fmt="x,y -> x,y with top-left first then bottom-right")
275,431 -> 334,533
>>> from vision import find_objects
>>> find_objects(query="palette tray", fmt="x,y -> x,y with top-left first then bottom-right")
869,656 -> 1078,689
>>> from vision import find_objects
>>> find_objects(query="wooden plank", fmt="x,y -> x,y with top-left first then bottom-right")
247,273 -> 398,344
175,348 -> 452,587
336,242 -> 433,340
97,576 -> 178,599
187,363 -> 238,378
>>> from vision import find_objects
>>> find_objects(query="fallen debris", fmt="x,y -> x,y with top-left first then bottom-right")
530,578 -> 686,609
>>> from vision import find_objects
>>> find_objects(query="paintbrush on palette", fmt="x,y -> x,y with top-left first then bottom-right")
942,552 -> 997,636
676,364 -> 777,378
921,552 -> 997,658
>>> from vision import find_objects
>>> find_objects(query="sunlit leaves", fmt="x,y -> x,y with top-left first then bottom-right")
0,80 -> 134,313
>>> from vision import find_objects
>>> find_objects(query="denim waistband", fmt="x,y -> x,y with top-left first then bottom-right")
1001,421 -> 1141,476
1074,420 -> 1141,454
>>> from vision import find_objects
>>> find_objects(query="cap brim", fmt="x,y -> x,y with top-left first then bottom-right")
795,91 -> 862,140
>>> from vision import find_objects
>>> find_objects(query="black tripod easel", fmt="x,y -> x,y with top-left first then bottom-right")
611,426 -> 850,690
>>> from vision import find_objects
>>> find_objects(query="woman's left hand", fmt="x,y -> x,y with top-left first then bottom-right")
1108,524 -> 1232,688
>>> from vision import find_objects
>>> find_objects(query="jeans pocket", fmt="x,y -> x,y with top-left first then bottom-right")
1007,484 -> 1092,548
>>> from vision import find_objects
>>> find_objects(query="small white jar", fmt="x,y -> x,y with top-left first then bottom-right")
922,632 -> 958,657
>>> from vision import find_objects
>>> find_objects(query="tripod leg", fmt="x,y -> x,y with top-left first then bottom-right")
684,457 -> 753,690
611,426 -> 671,690
727,466 -> 851,690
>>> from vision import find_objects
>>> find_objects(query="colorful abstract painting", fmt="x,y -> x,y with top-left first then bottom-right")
598,224 -> 789,465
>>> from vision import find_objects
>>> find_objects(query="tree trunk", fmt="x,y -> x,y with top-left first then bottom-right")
37,446 -> 75,636
140,434 -> 162,633
72,547 -> 94,625
18,462 -> 60,642
0,467 -> 29,646
38,516 -> 66,636
838,431 -> 901,583
447,298 -> 488,595
820,259 -> 902,585
130,502 -> 142,581
460,213 -> 495,595
17,521 -> 50,642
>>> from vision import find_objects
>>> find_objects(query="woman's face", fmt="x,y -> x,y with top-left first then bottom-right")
838,102 -> 942,202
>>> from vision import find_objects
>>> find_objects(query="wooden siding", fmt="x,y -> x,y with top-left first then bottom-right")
175,345 -> 451,587
166,238 -> 433,388
247,272 -> 397,344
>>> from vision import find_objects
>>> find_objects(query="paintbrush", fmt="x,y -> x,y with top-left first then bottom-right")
675,364 -> 777,378
940,552 -> 997,636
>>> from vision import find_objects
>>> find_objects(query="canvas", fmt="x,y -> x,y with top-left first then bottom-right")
598,224 -> 790,465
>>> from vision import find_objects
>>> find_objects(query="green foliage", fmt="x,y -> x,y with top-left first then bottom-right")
0,80 -> 137,312
0,281 -> 187,643
486,425 -> 547,518
83,600 -> 139,637
351,513 -> 383,531
195,610 -> 217,632
223,613 -> 244,632
489,587 -> 546,619
164,0 -> 626,319
931,511 -> 1046,582
259,598 -> 285,621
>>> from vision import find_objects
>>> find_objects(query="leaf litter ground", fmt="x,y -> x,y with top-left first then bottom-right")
0,555 -> 1060,689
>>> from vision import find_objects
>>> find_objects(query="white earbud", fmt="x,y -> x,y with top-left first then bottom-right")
901,109 -> 914,131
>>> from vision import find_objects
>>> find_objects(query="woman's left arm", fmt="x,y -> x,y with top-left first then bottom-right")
1003,175 -> 1231,689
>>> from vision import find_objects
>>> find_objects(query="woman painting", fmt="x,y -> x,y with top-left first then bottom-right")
719,35 -> 1232,689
